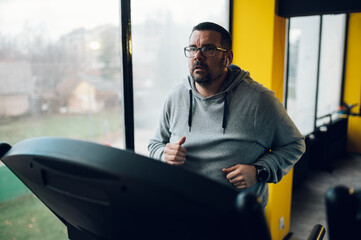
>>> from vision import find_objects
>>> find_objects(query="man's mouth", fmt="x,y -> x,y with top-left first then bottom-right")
195,66 -> 205,70
193,62 -> 207,72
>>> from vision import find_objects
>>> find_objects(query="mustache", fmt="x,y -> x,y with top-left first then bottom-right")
192,61 -> 207,70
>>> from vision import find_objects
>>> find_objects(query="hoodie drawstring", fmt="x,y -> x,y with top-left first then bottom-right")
222,93 -> 228,133
187,90 -> 228,133
188,89 -> 193,132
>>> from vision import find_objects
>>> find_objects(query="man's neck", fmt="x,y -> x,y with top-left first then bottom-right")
195,71 -> 228,97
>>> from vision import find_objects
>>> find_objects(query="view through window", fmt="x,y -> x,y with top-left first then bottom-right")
0,0 -> 124,149
0,1 -> 121,239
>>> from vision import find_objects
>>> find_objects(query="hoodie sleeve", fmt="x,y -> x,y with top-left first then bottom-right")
253,91 -> 306,183
148,97 -> 171,161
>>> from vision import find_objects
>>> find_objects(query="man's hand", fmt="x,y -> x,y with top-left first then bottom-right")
222,164 -> 257,189
163,136 -> 186,166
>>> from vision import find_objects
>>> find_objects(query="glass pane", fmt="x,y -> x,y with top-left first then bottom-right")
0,0 -> 124,149
316,14 -> 346,126
0,1 -> 122,239
132,0 -> 229,155
286,16 -> 320,135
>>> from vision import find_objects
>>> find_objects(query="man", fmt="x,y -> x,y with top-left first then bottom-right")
148,22 -> 305,207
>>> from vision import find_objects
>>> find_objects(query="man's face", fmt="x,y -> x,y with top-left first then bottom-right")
188,30 -> 228,86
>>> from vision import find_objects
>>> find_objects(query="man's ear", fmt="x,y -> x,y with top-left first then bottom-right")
226,50 -> 233,67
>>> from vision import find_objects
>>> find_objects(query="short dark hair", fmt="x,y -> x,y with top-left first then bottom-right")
191,22 -> 232,50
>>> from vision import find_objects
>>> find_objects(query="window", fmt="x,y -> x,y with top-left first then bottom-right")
316,14 -> 346,126
286,14 -> 347,135
0,0 -> 123,148
0,1 -> 122,239
131,0 -> 230,155
286,16 -> 320,135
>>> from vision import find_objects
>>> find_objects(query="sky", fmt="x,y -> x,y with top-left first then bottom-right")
0,0 -> 119,40
0,0 -> 227,41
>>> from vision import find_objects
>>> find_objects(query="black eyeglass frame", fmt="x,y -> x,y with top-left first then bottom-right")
183,45 -> 228,58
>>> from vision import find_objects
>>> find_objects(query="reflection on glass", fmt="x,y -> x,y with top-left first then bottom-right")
132,0 -> 229,155
0,0 -> 124,149
287,16 -> 320,135
316,14 -> 346,126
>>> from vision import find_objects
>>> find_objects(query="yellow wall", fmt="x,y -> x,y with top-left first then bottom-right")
344,13 -> 361,154
232,1 -> 293,239
233,0 -> 275,90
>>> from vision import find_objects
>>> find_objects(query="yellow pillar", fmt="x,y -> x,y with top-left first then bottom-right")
232,1 -> 292,239
344,13 -> 361,154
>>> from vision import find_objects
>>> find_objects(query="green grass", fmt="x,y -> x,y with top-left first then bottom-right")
0,109 -> 124,239
0,109 -> 124,145
0,194 -> 67,240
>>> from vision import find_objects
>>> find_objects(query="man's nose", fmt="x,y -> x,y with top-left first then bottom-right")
194,48 -> 204,60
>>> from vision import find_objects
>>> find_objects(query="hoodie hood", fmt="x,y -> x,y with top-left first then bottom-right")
183,64 -> 251,132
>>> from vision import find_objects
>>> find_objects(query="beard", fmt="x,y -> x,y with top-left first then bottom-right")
191,56 -> 226,87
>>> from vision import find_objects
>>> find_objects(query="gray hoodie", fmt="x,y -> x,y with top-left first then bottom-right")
148,64 -> 305,207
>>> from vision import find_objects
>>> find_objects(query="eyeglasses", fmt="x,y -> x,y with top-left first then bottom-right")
184,45 -> 228,58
